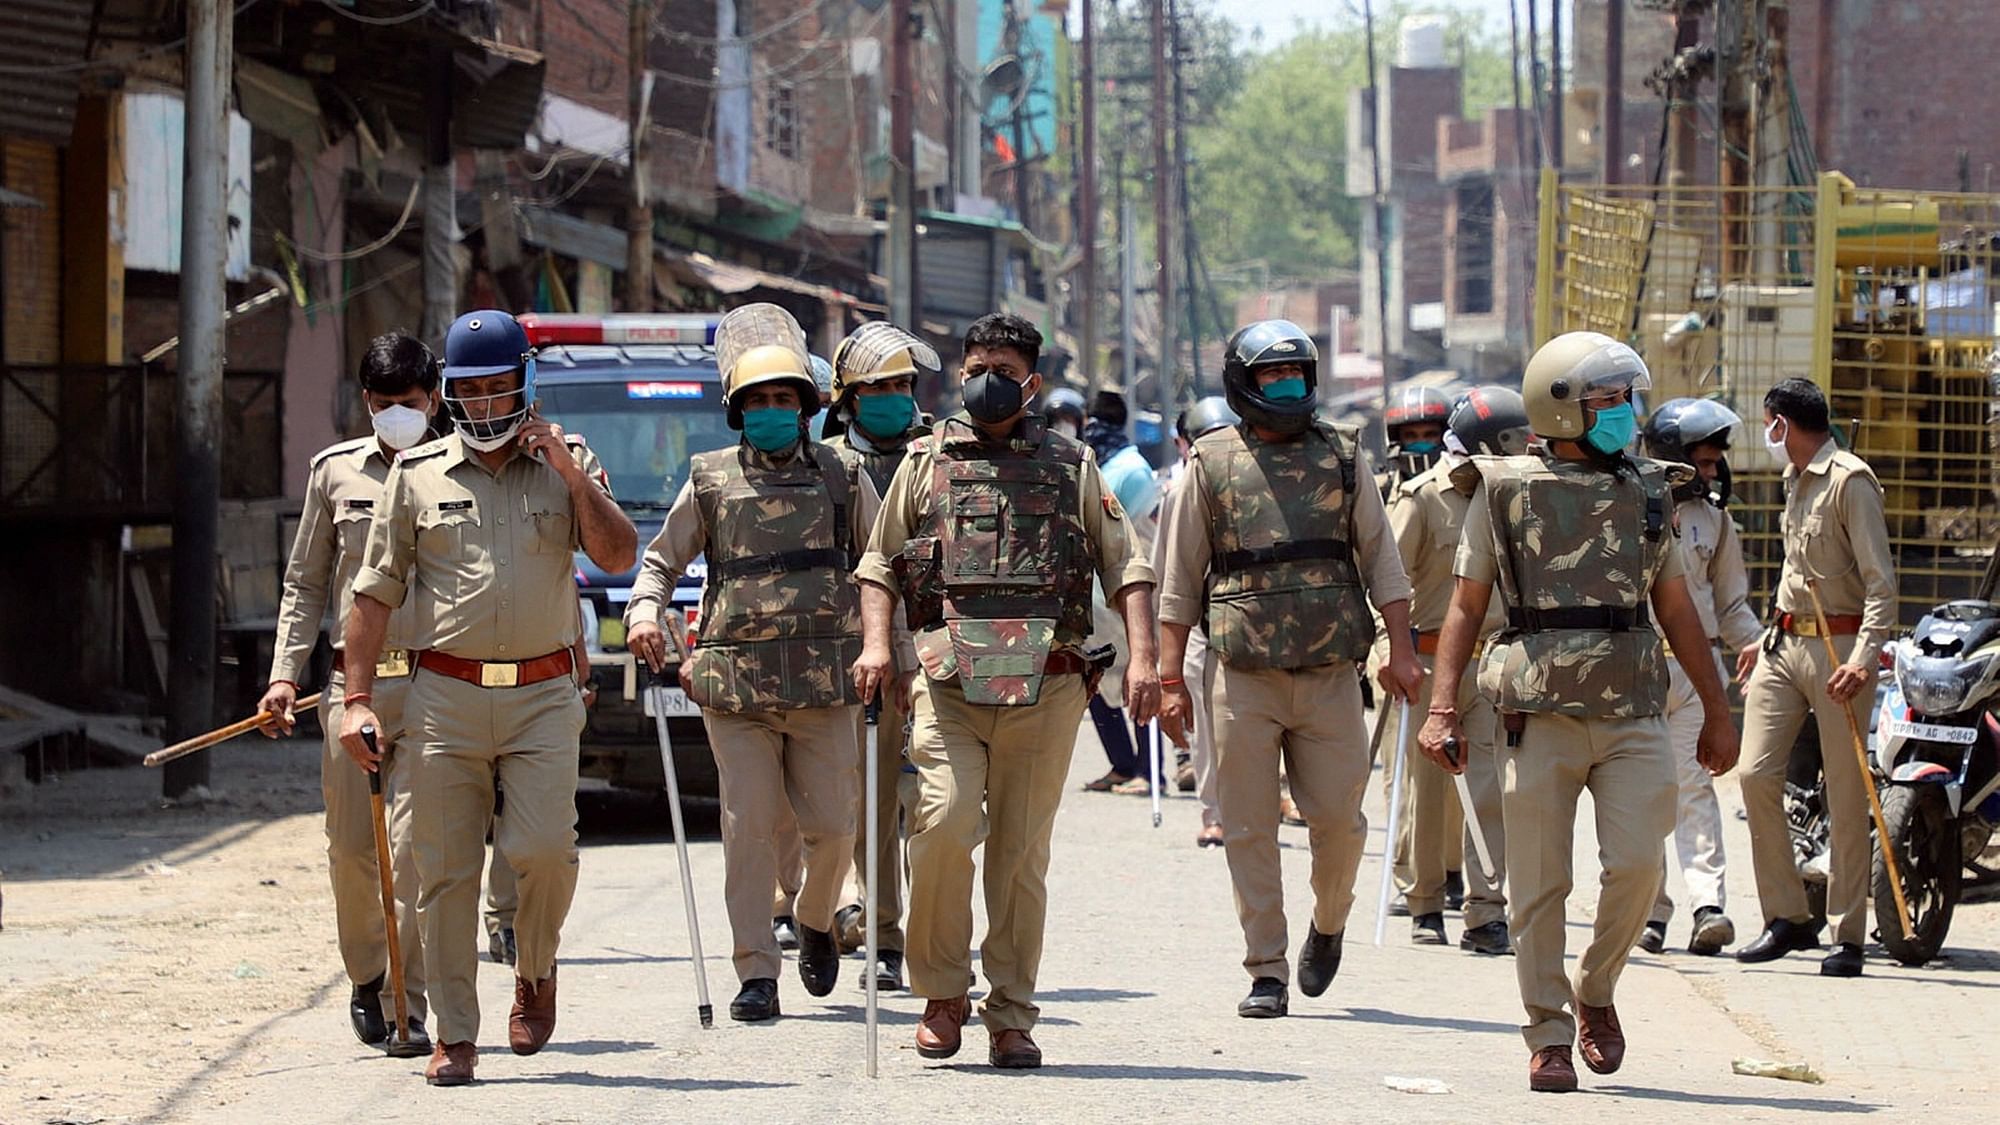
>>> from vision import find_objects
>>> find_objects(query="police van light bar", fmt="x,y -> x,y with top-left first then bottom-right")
518,314 -> 721,347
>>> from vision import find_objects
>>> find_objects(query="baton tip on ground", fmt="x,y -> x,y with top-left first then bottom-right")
697,1005 -> 713,1029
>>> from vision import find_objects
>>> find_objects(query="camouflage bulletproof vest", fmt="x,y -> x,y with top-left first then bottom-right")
828,420 -> 928,496
1470,450 -> 1674,718
1196,421 -> 1375,671
893,414 -> 1093,706
682,442 -> 863,713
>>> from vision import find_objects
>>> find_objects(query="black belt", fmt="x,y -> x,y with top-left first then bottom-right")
1212,538 -> 1351,576
710,547 -> 851,581
1508,606 -> 1649,633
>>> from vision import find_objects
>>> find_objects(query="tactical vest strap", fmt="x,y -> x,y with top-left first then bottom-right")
1644,487 -> 1665,543
1507,605 -> 1651,633
1212,537 -> 1354,576
710,547 -> 852,581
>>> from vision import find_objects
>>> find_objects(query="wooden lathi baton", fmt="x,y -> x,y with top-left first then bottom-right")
143,693 -> 324,767
361,725 -> 413,1053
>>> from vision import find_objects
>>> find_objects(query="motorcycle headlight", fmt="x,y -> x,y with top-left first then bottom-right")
1897,652 -> 1995,717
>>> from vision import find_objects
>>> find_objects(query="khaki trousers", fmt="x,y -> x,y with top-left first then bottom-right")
1505,713 -> 1674,1052
321,668 -> 425,1022
839,693 -> 910,950
1212,662 -> 1372,982
1185,629 -> 1221,829
1651,654 -> 1730,923
408,668 -> 585,1045
905,672 -> 1088,1033
1451,680 -> 1507,931
704,705 -> 859,982
1739,632 -> 1876,946
1380,663 -> 1469,917
485,835 -> 518,940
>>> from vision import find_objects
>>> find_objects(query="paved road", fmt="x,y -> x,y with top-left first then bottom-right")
4,708 -> 1995,1123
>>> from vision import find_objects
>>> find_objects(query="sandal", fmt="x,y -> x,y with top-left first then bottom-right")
1197,825 -> 1225,848
1111,776 -> 1153,796
1280,797 -> 1307,827
1082,771 -> 1131,793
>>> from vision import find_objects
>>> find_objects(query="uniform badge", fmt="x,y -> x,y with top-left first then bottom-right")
1102,493 -> 1125,521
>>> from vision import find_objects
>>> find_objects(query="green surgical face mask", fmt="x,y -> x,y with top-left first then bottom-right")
1263,375 -> 1309,401
742,407 -> 802,452
854,392 -> 914,439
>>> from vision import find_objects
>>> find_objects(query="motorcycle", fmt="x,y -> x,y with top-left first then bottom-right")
1869,600 -> 2000,965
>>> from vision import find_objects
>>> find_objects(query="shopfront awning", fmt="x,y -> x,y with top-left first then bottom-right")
655,249 -> 882,312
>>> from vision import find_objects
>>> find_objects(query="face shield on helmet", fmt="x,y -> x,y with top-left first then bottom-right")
1522,332 -> 1652,442
1644,397 -> 1741,505
1383,385 -> 1453,478
440,311 -> 536,453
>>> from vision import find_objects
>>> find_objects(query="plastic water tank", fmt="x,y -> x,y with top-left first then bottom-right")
1399,15 -> 1447,69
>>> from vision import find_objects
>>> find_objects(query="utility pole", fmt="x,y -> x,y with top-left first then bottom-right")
1171,0 -> 1201,400
1717,0 -> 1752,273
1150,0 -> 1173,458
1079,0 -> 1098,395
624,0 -> 653,312
1669,1 -> 1700,188
164,0 -> 231,798
888,0 -> 918,328
1526,0 -> 1545,166
1363,0 -> 1393,410
1603,0 -> 1623,184
1121,195 -> 1137,401
1550,0 -> 1564,174
421,43 -> 456,345
1508,0 -> 1533,346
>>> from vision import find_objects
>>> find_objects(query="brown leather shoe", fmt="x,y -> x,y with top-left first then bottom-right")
425,1041 -> 477,1087
915,994 -> 970,1059
990,1027 -> 1042,1069
1575,997 -> 1625,1074
1528,1044 -> 1577,1092
509,964 -> 558,1056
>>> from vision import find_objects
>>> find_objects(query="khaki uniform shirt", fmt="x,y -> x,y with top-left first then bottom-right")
1157,443 -> 1410,630
1775,437 -> 1897,666
354,432 -> 612,661
1388,460 -> 1506,639
856,428 -> 1155,650
1676,497 -> 1762,652
269,437 -> 423,685
1456,472 -> 1687,590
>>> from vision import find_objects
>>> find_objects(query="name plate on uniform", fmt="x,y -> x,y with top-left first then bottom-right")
643,686 -> 699,717
376,649 -> 412,679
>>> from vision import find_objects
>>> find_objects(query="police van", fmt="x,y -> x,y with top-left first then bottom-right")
518,313 -> 735,795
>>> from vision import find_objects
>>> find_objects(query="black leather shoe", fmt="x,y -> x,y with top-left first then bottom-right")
1297,925 -> 1344,997
1735,917 -> 1822,963
772,915 -> 800,951
1635,920 -> 1667,954
383,1016 -> 432,1058
1821,943 -> 1864,977
729,978 -> 781,1022
488,926 -> 517,967
1689,907 -> 1735,956
1444,870 -> 1466,911
797,922 -> 840,997
1388,897 -> 1411,918
1412,912 -> 1448,945
870,949 -> 905,991
1459,920 -> 1512,955
349,974 -> 388,1046
1237,976 -> 1289,1018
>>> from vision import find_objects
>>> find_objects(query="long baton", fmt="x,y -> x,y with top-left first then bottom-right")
1374,700 -> 1413,946
1804,579 -> 1916,941
144,693 -> 325,767
1444,737 -> 1497,883
650,682 -> 714,1028
360,726 -> 411,1050
863,699 -> 881,1079
1149,719 -> 1164,828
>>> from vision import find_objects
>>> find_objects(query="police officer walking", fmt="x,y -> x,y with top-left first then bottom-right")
1636,399 -> 1762,956
1156,319 -> 1425,1019
850,312 -> 1159,1069
259,333 -> 439,1055
1734,377 -> 1897,976
341,309 -> 637,1086
1417,332 -> 1739,1093
1164,396 -> 1241,847
625,303 -> 877,1023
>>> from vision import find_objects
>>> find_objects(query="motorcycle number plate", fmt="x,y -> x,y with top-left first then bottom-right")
1885,718 -> 1977,745
643,686 -> 699,718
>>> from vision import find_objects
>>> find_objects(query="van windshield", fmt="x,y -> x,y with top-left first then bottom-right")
538,380 -> 738,509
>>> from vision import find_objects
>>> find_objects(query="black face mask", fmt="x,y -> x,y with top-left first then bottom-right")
962,371 -> 1028,424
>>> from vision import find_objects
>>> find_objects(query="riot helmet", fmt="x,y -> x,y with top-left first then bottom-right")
1521,331 -> 1652,442
1383,384 -> 1453,477
828,321 -> 939,439
1221,319 -> 1319,436
1177,395 -> 1241,442
441,310 -> 535,452
1043,387 -> 1087,437
1447,385 -> 1533,456
1645,397 -> 1741,504
715,303 -> 818,431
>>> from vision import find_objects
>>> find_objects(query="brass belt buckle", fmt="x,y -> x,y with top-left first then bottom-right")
376,649 -> 411,679
480,661 -> 520,688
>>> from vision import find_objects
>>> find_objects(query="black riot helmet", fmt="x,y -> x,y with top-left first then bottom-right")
1221,319 -> 1319,436
1383,384 -> 1454,477
1177,395 -> 1241,442
1446,385 -> 1533,456
1043,386 -> 1087,432
1644,397 -> 1741,505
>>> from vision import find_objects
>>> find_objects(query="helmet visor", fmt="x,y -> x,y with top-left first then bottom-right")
1569,338 -> 1653,401
1673,398 -> 1743,448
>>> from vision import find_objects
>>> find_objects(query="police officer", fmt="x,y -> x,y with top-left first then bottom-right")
1417,332 -> 1738,1093
341,310 -> 637,1086
259,333 -> 438,1055
1636,399 -> 1762,957
1375,382 -> 1467,938
1156,319 -> 1425,1019
1734,377 -> 1896,977
1386,385 -> 1529,955
1166,396 -> 1240,847
850,312 -> 1159,1069
821,318 -> 941,992
625,303 -> 877,1023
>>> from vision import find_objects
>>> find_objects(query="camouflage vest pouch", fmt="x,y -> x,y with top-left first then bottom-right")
684,443 -> 863,713
1198,422 -> 1375,671
1472,451 -> 1672,718
902,416 -> 1091,705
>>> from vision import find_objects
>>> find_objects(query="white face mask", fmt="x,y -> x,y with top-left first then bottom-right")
1763,417 -> 1789,460
1052,419 -> 1080,440
370,403 -> 431,450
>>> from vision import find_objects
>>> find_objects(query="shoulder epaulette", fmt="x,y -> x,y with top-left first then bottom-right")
308,436 -> 372,467
396,436 -> 454,463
